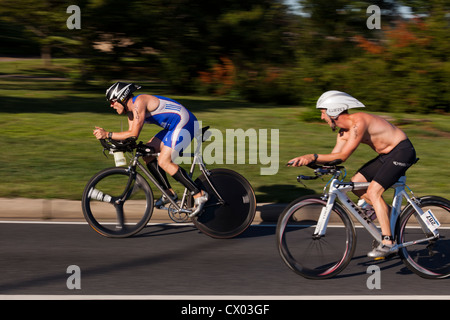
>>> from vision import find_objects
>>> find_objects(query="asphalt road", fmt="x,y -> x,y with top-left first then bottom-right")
0,221 -> 449,298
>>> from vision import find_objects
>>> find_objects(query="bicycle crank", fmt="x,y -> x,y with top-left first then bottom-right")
167,203 -> 190,223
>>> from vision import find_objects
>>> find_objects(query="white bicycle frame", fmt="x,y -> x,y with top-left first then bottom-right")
314,175 -> 439,247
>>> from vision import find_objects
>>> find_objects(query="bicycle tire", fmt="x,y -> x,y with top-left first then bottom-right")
82,167 -> 154,238
397,195 -> 450,279
191,168 -> 256,239
276,195 -> 356,279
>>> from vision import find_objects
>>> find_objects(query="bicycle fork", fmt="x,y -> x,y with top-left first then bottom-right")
313,193 -> 336,238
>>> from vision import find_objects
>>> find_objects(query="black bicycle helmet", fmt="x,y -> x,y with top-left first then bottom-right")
105,82 -> 141,108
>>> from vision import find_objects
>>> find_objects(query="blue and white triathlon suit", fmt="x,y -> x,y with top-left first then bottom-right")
133,95 -> 199,154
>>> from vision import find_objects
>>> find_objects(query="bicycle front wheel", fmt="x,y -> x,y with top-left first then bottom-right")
191,168 -> 256,239
397,196 -> 450,279
82,167 -> 154,238
276,195 -> 356,279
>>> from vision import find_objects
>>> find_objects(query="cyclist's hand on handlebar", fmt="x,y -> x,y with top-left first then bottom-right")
93,126 -> 107,140
287,154 -> 316,167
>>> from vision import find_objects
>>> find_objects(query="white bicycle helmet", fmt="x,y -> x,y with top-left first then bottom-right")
316,90 -> 365,118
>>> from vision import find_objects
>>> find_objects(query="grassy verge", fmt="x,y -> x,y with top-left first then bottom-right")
1,58 -> 449,203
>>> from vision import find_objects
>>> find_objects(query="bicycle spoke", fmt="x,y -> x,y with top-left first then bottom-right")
277,195 -> 355,279
82,168 -> 154,238
114,203 -> 126,230
398,197 -> 450,279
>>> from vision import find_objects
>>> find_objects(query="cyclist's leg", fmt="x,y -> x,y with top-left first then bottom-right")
143,133 -> 176,198
352,158 -> 394,254
159,141 -> 208,216
351,172 -> 369,199
354,159 -> 394,239
351,155 -> 382,202
159,149 -> 196,192
366,181 -> 391,243
368,140 -> 416,244
157,121 -> 207,206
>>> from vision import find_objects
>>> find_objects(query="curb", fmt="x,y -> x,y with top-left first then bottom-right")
1,198 -> 448,225
0,198 -> 286,224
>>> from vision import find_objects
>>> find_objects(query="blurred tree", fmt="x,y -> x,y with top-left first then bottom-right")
0,20 -> 40,56
0,0 -> 447,112
316,0 -> 449,112
0,0 -> 84,66
127,0 -> 295,92
398,0 -> 450,15
297,0 -> 399,63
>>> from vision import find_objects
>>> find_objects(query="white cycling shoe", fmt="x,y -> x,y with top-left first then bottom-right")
189,191 -> 209,218
367,242 -> 398,259
155,192 -> 178,209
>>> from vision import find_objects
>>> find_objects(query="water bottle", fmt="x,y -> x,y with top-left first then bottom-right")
113,151 -> 127,166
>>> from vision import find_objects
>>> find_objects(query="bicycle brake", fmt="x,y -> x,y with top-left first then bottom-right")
297,176 -> 308,188
297,174 -> 319,188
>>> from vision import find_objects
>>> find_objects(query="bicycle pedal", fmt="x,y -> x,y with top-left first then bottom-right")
372,252 -> 396,261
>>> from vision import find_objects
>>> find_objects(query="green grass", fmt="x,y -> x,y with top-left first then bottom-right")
1,58 -> 449,203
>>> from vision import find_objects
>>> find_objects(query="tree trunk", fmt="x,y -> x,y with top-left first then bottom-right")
41,45 -> 52,67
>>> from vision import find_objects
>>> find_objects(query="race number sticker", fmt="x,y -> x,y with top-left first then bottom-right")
419,209 -> 441,232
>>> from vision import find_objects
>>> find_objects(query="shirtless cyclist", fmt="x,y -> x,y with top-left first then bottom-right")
288,90 -> 417,258
93,82 -> 208,217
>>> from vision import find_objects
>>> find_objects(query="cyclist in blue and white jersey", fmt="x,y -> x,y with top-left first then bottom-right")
93,82 -> 208,216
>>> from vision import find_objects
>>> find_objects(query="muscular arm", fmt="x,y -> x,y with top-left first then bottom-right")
94,97 -> 147,140
111,100 -> 146,140
320,123 -> 363,162
288,119 -> 365,166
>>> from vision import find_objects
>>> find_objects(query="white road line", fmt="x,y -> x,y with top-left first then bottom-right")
0,221 -> 276,227
0,294 -> 449,300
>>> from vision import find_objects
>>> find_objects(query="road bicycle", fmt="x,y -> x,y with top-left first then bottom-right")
82,126 -> 256,239
277,159 -> 450,279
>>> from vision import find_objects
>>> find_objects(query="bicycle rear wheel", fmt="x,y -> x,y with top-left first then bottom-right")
191,168 -> 256,239
397,196 -> 450,279
82,167 -> 154,238
276,195 -> 356,279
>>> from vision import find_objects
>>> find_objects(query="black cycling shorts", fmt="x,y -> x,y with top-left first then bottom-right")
357,139 -> 416,190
